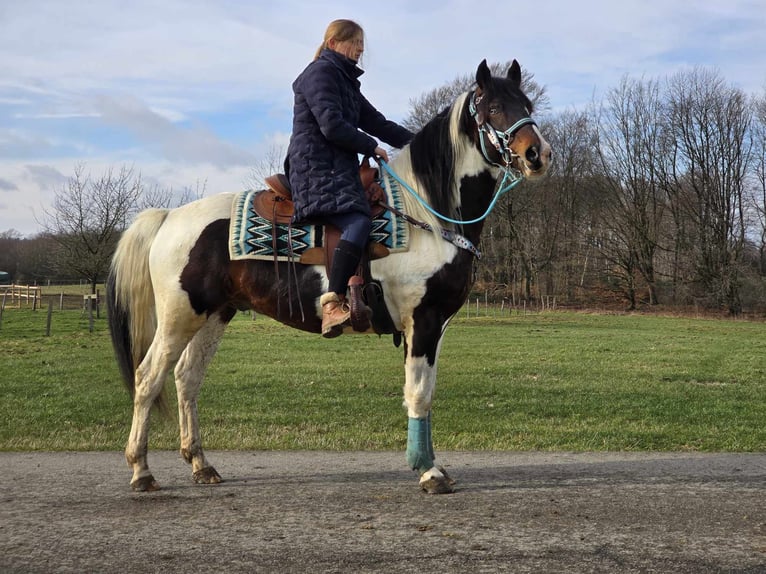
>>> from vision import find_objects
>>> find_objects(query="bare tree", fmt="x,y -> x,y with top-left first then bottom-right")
246,144 -> 287,190
139,179 -> 207,210
751,94 -> 766,273
594,76 -> 667,307
175,180 -> 207,206
665,68 -> 753,313
476,111 -> 599,305
41,164 -> 143,293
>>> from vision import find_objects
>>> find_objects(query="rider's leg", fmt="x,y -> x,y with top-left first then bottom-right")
320,212 -> 371,338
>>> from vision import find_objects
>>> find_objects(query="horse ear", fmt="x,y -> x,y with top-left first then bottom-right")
507,59 -> 522,87
476,59 -> 492,89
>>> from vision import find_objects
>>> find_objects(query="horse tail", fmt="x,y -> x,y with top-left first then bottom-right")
107,208 -> 169,403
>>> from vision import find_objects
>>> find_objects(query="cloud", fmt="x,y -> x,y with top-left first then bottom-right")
0,178 -> 18,191
92,94 -> 256,168
0,129 -> 55,159
0,163 -> 66,235
24,165 -> 68,189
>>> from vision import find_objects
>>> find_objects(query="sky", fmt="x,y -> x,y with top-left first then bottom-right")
1,0 -> 765,237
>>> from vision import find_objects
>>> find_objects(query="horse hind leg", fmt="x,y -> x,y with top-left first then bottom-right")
173,311 -> 232,485
126,329 -> 194,491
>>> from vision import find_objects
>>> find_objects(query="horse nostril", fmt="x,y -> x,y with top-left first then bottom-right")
526,146 -> 539,164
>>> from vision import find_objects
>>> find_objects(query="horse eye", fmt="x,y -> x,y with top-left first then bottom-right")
489,106 -> 501,115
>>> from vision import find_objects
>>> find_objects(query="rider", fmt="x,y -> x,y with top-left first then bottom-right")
285,19 -> 413,338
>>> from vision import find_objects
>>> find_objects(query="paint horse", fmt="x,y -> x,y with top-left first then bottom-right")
107,59 -> 551,494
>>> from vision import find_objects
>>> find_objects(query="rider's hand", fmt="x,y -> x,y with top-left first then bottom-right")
374,146 -> 389,163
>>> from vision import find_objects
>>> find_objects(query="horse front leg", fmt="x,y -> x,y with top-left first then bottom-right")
402,315 -> 456,494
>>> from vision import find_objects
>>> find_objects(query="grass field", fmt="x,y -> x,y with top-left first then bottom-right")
1,306 -> 765,453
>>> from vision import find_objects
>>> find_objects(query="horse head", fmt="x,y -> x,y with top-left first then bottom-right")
470,59 -> 552,180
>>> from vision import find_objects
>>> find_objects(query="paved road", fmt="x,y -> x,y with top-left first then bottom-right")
2,451 -> 765,573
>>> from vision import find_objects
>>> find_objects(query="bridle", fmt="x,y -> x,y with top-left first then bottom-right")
468,89 -> 537,181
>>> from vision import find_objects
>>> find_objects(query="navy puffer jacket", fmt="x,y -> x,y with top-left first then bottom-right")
286,49 -> 413,223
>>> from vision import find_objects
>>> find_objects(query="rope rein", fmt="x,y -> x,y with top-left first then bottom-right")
373,91 -> 537,259
379,159 -> 524,226
375,188 -> 482,259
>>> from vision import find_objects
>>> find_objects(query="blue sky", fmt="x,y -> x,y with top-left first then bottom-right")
2,0 -> 765,236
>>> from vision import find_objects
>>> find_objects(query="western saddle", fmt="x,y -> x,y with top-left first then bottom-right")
253,158 -> 395,336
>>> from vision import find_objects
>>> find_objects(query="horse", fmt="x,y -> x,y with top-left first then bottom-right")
107,59 -> 552,494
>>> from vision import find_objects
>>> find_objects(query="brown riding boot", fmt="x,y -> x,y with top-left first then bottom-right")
320,292 -> 350,338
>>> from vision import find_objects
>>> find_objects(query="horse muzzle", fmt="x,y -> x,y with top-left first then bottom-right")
519,137 -> 552,179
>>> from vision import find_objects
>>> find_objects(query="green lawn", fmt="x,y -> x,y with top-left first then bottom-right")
1,307 -> 765,452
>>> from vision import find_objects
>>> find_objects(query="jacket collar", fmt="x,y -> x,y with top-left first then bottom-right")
319,48 -> 364,80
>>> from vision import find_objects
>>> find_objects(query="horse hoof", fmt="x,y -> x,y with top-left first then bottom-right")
419,468 -> 455,494
131,475 -> 160,492
420,475 -> 455,494
437,465 -> 457,486
193,466 -> 223,484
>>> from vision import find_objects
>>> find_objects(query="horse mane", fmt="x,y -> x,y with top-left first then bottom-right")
390,92 -> 472,234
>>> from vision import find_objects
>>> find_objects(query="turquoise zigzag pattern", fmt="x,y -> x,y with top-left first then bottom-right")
229,174 -> 409,262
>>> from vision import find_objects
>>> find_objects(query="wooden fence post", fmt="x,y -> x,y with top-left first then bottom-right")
88,297 -> 95,333
46,300 -> 53,336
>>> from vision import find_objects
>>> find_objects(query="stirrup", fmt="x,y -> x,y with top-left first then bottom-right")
348,276 -> 371,332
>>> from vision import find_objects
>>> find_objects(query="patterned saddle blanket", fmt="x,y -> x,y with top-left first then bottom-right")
229,173 -> 409,262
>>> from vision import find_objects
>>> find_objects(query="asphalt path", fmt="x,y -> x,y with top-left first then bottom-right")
2,451 -> 765,573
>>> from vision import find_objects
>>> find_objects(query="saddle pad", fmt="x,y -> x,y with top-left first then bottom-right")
229,173 -> 409,262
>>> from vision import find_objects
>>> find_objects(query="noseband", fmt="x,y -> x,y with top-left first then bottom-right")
468,90 -> 536,172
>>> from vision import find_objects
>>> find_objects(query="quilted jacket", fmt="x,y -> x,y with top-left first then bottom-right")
285,48 -> 413,223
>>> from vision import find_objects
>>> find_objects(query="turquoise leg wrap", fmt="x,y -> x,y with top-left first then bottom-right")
406,415 -> 434,473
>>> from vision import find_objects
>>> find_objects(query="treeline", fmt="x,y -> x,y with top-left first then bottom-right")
407,64 -> 766,314
4,66 -> 766,314
0,232 -> 61,284
0,166 -> 205,292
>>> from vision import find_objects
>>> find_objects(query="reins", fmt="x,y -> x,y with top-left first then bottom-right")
376,90 -> 535,232
379,158 -> 524,226
374,184 -> 482,258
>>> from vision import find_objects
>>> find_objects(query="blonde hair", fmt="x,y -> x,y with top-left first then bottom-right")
314,19 -> 364,61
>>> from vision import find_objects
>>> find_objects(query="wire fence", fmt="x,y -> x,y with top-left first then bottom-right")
0,287 -> 102,335
462,293 -> 558,318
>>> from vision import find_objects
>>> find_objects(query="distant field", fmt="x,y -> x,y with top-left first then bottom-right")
1,308 -> 765,453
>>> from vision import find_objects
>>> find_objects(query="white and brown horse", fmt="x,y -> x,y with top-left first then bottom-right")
107,59 -> 551,494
